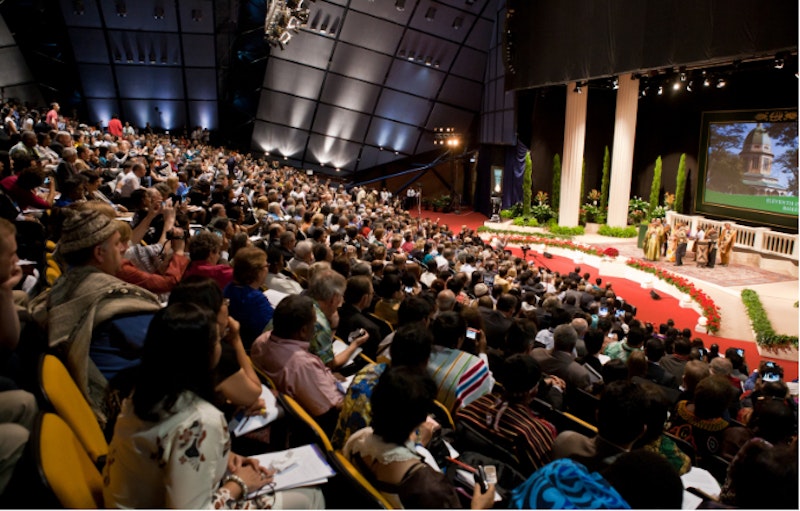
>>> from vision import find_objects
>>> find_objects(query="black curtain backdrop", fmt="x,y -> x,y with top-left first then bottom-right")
506,0 -> 797,91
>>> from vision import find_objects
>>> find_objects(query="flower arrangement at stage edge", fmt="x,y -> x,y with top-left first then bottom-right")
626,258 -> 721,333
603,247 -> 619,258
531,191 -> 556,224
580,189 -> 605,224
628,196 -> 649,225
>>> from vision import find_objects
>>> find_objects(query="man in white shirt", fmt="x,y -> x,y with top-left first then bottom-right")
117,163 -> 146,199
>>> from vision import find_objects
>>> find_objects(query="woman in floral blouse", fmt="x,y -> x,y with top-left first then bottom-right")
103,303 -> 324,509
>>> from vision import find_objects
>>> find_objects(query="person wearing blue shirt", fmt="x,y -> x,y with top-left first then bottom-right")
223,247 -> 274,351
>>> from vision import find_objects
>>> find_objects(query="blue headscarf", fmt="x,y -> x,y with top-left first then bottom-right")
510,459 -> 630,509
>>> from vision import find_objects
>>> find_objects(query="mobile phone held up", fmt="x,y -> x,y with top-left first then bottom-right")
466,328 -> 479,341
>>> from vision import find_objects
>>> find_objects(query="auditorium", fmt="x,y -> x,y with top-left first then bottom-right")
0,0 -> 796,508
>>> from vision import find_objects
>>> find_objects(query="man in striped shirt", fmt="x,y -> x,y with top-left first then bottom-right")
427,311 -> 494,411
456,354 -> 557,474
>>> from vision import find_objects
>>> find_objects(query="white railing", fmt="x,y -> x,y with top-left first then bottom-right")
665,211 -> 798,261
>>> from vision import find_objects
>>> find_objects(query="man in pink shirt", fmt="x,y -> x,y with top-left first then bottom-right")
45,103 -> 59,129
251,294 -> 344,434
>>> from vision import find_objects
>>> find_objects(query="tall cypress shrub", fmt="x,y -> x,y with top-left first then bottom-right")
649,156 -> 663,219
675,153 -> 687,213
600,146 -> 610,220
523,151 -> 532,218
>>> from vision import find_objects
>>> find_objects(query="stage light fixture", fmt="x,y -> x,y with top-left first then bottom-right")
573,83 -> 582,94
612,77 -> 619,90
398,49 -> 406,58
673,81 -> 680,90
716,78 -> 726,88
154,6 -> 165,19
686,80 -> 693,92
73,0 -> 85,15
265,0 -> 315,50
425,56 -> 432,66
192,9 -> 203,21
703,77 -> 711,87
395,0 -> 405,11
657,86 -> 663,95
425,7 -> 436,21
434,60 -> 440,68
774,55 -> 785,69
452,16 -> 463,29
115,0 -> 127,17
149,52 -> 156,64
408,51 -> 415,61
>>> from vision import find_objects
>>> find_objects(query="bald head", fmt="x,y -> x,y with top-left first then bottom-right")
571,318 -> 588,338
436,290 -> 456,313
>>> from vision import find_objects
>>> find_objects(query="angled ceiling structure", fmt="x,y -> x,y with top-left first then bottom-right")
251,0 -> 494,177
58,0 -> 219,133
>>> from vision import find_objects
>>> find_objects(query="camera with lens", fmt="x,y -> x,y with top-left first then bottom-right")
166,228 -> 187,241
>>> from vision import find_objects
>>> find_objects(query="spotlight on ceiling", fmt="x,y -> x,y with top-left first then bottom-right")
395,0 -> 405,11
686,80 -> 693,92
703,77 -> 711,87
115,0 -> 127,17
573,83 -> 582,94
154,6 -> 165,19
425,7 -> 436,21
680,71 -> 687,82
408,51 -> 415,61
774,55 -> 785,69
192,9 -> 202,21
434,60 -> 440,68
149,52 -> 156,64
452,16 -> 463,29
657,85 -> 663,95
716,78 -> 726,88
398,49 -> 406,58
612,77 -> 619,90
673,81 -> 680,90
425,56 -> 432,66
72,0 -> 85,15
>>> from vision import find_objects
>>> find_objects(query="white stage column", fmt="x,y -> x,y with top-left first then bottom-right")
607,73 -> 640,227
559,82 -> 588,227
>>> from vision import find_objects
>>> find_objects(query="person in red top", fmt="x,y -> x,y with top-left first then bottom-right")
45,103 -> 59,129
0,167 -> 56,210
182,230 -> 233,289
115,222 -> 189,296
107,114 -> 123,138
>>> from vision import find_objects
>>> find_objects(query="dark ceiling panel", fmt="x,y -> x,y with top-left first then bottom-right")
409,2 -> 471,44
106,31 -> 182,66
121,99 -> 185,131
78,64 -> 115,98
177,0 -> 214,34
256,91 -> 315,131
464,16 -> 492,50
311,104 -> 371,143
181,34 -> 216,67
306,133 -> 361,170
274,32 -> 335,70
68,28 -> 110,64
100,0 -> 178,32
185,68 -> 217,100
329,43 -> 393,83
357,145 -> 383,170
349,0 -> 414,24
427,102 -> 475,133
375,89 -> 431,126
366,117 -> 420,153
385,60 -> 446,97
116,66 -> 185,99
399,29 -> 459,70
439,74 -> 482,110
319,75 -> 381,113
252,121 -> 309,159
338,11 -> 403,55
450,45 -> 487,81
59,0 -> 102,27
263,59 -> 325,100
436,0 -> 492,19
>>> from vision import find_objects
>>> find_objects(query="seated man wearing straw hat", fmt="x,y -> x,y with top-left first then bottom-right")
29,209 -> 161,426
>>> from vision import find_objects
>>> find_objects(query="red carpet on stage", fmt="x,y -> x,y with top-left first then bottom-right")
417,208 -> 798,381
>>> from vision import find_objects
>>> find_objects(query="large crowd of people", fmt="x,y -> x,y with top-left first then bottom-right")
0,99 -> 796,509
